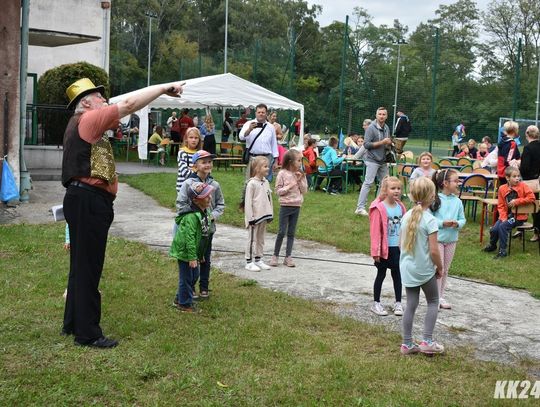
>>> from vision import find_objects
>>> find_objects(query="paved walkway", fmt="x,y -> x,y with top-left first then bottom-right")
3,162 -> 539,371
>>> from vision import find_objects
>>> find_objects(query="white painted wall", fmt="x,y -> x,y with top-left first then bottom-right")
27,0 -> 111,102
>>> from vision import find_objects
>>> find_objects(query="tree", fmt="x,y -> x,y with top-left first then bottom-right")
37,62 -> 109,145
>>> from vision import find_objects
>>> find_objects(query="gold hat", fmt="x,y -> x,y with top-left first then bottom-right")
66,78 -> 105,110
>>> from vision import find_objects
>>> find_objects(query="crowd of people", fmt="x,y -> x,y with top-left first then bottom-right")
60,76 -> 539,357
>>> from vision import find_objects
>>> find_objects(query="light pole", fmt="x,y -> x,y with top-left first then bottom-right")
535,61 -> 540,127
145,11 -> 158,86
392,39 -> 407,131
224,0 -> 229,73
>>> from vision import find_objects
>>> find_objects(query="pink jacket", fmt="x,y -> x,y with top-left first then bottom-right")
275,169 -> 308,207
369,197 -> 406,259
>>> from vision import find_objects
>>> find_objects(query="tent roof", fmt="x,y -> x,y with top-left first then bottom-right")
109,73 -> 303,111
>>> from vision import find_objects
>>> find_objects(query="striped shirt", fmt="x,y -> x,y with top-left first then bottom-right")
176,147 -> 196,192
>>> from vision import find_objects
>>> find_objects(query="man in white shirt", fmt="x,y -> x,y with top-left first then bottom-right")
239,103 -> 279,181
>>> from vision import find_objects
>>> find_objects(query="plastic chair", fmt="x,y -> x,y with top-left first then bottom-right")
473,168 -> 490,175
314,157 -> 342,193
457,157 -> 472,166
439,159 -> 453,166
399,164 -> 414,196
401,151 -> 414,163
508,201 -> 540,255
458,174 -> 489,220
461,165 -> 473,173
431,162 -> 441,170
302,156 -> 315,190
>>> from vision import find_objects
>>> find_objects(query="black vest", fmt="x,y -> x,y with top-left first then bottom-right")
62,114 -> 116,187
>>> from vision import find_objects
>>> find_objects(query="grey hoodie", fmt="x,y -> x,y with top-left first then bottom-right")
363,121 -> 390,164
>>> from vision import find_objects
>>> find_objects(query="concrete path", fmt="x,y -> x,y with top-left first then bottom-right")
2,163 -> 539,370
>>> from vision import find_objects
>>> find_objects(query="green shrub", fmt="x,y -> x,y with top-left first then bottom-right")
37,62 -> 110,145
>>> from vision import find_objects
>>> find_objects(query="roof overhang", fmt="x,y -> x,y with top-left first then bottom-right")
29,28 -> 100,47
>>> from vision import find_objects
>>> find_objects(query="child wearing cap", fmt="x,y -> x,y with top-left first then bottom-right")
177,150 -> 225,298
170,181 -> 214,312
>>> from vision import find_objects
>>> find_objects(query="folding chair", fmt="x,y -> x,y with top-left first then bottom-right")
508,201 -> 540,255
438,159 -> 453,166
458,174 -> 489,221
314,157 -> 342,193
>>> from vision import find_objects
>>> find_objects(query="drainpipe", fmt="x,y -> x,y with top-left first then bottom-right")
19,0 -> 32,202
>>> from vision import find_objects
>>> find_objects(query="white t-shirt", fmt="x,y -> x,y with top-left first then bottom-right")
399,209 -> 438,287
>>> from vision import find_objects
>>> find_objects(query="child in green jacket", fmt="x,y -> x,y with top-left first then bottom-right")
170,182 -> 214,313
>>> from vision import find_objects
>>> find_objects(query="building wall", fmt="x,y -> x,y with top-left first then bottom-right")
0,0 -> 21,189
27,0 -> 111,102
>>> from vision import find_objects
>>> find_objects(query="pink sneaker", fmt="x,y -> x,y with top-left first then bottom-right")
269,256 -> 279,267
400,343 -> 420,355
283,256 -> 295,267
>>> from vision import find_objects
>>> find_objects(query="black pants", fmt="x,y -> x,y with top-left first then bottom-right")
203,134 -> 216,155
170,131 -> 180,157
63,184 -> 114,344
373,246 -> 402,302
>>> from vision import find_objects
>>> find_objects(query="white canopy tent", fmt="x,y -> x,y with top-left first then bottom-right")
109,73 -> 304,160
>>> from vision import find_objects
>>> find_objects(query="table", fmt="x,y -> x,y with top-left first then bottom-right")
342,158 -> 365,194
113,138 -> 130,161
213,156 -> 243,170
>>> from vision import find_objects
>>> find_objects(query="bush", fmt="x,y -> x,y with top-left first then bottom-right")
37,62 -> 110,145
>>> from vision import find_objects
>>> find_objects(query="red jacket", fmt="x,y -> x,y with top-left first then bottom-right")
302,147 -> 317,174
497,182 -> 535,221
369,197 -> 407,259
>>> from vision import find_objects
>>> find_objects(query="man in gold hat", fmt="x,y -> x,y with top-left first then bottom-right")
61,78 -> 184,348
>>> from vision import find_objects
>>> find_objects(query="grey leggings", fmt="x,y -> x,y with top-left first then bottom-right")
402,275 -> 439,344
273,206 -> 301,257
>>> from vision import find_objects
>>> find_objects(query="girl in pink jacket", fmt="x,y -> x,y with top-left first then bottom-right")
369,176 -> 406,316
270,150 -> 308,267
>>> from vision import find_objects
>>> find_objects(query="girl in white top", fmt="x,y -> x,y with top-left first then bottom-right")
399,177 -> 444,356
244,156 -> 274,272
409,152 -> 436,183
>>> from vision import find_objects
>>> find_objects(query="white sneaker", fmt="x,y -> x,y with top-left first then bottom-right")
245,262 -> 261,272
439,298 -> 452,309
393,302 -> 404,316
419,340 -> 445,354
355,208 -> 368,216
254,260 -> 271,270
371,301 -> 388,316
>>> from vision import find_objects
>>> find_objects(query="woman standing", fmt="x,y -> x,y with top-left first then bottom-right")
200,115 -> 216,155
269,111 -> 287,165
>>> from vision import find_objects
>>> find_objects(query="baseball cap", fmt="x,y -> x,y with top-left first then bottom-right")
192,150 -> 217,164
187,182 -> 214,200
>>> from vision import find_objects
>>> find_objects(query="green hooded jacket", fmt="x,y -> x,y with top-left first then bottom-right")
169,208 -> 211,262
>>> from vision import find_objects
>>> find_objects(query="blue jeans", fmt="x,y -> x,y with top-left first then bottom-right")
177,260 -> 200,306
489,218 -> 523,254
198,235 -> 213,292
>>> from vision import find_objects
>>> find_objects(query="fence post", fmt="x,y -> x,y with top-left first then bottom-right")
428,27 -> 439,153
338,15 -> 349,134
512,37 -> 522,121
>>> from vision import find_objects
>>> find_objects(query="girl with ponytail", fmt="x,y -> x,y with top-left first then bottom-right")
430,169 -> 466,310
399,177 -> 444,355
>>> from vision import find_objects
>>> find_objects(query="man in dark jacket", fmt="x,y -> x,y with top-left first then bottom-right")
393,110 -> 412,154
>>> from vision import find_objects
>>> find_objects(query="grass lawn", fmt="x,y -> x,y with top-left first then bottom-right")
120,169 -> 540,299
1,223 -> 538,405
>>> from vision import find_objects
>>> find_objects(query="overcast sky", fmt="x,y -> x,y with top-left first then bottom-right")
307,0 -> 491,31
